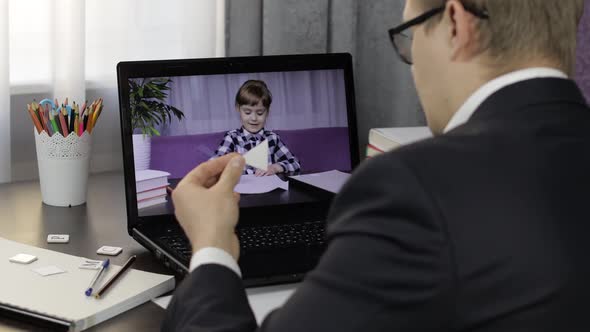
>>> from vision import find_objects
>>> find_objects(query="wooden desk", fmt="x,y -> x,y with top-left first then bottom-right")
0,172 -> 172,331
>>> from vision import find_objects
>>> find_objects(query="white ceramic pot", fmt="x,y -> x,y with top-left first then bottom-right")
132,134 -> 151,171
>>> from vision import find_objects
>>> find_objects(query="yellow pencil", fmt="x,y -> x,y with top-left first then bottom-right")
89,99 -> 102,133
90,105 -> 103,133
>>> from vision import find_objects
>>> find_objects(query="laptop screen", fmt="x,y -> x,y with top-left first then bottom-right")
118,55 -> 358,220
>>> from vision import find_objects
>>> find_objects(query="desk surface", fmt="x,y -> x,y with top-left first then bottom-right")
0,172 -> 172,331
139,177 -> 330,217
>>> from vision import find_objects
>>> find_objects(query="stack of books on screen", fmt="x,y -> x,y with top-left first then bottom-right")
135,170 -> 171,209
367,126 -> 432,158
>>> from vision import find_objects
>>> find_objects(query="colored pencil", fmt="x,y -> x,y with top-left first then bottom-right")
43,110 -> 53,136
25,97 -> 104,137
27,106 -> 43,134
58,110 -> 69,137
49,111 -> 60,135
79,111 -> 84,136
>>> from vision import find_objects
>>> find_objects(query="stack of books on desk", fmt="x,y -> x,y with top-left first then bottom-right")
367,126 -> 432,157
135,170 -> 170,209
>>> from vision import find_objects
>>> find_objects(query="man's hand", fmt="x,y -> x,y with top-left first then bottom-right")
254,163 -> 284,177
171,153 -> 245,260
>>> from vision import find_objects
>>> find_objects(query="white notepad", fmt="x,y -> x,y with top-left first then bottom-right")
0,237 -> 175,331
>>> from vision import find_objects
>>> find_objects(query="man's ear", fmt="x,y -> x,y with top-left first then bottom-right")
446,0 -> 480,62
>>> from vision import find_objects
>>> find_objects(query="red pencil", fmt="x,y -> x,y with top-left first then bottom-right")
79,109 -> 85,135
58,110 -> 69,137
37,106 -> 46,132
42,108 -> 52,136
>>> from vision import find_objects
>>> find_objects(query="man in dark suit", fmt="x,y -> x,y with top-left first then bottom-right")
163,0 -> 590,331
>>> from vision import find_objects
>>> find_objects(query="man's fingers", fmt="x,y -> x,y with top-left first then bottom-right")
180,153 -> 240,187
215,156 -> 245,193
203,175 -> 221,189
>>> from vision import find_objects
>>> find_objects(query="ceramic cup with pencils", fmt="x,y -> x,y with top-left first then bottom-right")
28,98 -> 104,207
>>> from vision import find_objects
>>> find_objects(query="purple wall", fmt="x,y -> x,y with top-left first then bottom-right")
576,2 -> 590,102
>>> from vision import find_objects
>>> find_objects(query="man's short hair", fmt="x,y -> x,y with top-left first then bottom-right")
417,0 -> 585,75
235,80 -> 273,110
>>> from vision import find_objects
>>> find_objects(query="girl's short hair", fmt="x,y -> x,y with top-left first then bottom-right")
235,80 -> 273,109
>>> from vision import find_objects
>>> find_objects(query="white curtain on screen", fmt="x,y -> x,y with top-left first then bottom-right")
0,0 -> 9,184
0,0 -> 225,183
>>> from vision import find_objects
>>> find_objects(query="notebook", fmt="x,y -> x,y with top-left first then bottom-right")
135,169 -> 170,193
0,237 -> 175,331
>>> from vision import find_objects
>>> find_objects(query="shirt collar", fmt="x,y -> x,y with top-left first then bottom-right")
444,67 -> 568,133
241,127 -> 265,140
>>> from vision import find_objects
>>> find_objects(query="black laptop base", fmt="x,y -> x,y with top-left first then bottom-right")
132,218 -> 327,288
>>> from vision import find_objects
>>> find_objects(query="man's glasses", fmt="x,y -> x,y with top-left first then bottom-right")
388,4 -> 489,65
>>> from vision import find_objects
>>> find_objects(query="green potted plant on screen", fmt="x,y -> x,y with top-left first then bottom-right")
128,78 -> 184,170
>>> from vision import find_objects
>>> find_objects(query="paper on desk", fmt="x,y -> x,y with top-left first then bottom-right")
152,283 -> 296,324
290,170 -> 351,194
234,174 -> 288,194
32,265 -> 66,277
152,295 -> 172,309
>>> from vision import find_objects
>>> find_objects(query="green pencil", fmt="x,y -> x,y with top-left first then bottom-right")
49,111 -> 60,135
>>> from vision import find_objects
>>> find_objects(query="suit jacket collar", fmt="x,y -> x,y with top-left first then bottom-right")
444,68 -> 568,132
448,78 -> 588,133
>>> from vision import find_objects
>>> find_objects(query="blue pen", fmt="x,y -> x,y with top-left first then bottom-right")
85,259 -> 110,296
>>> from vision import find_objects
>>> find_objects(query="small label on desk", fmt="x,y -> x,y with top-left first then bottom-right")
47,234 -> 70,243
79,259 -> 103,270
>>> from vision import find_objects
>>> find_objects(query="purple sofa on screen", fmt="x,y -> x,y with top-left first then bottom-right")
150,127 -> 352,179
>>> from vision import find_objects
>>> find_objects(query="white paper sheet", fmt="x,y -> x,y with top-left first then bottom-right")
290,170 -> 351,194
243,140 -> 269,171
234,175 -> 289,194
152,283 -> 297,324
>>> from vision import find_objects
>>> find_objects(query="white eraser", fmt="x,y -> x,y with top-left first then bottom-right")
96,246 -> 123,256
47,234 -> 70,243
9,254 -> 38,264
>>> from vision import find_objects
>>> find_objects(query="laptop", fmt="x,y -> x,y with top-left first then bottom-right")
116,53 -> 359,287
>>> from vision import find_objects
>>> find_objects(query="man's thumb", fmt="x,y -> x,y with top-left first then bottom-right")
216,156 -> 245,192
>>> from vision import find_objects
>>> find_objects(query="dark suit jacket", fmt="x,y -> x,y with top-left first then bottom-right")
162,78 -> 590,331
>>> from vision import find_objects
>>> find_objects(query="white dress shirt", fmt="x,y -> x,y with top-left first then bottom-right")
190,246 -> 242,276
190,67 -> 568,277
444,67 -> 568,133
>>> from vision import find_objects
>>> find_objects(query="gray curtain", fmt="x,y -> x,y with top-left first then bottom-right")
225,0 -> 424,158
575,1 -> 590,102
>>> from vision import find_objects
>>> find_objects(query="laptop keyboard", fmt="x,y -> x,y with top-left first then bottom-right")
158,235 -> 193,261
237,221 -> 326,250
159,221 -> 326,261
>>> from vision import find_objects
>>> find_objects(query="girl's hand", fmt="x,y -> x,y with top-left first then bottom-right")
255,164 -> 283,176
